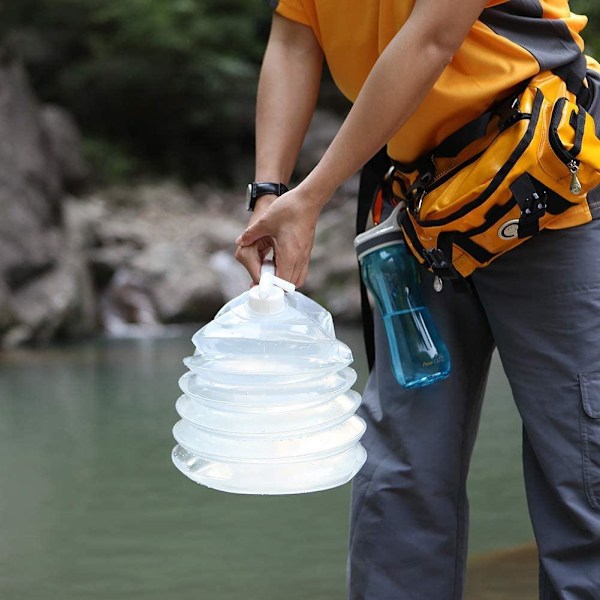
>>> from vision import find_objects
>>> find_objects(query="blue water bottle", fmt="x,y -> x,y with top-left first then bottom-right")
354,204 -> 451,388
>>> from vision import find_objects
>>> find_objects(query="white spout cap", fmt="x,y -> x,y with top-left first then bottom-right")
247,253 -> 296,314
248,284 -> 285,314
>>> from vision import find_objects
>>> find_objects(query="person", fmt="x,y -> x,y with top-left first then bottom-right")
235,1 -> 600,598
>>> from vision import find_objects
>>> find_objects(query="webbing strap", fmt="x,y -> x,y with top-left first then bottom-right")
570,106 -> 586,158
544,187 -> 576,214
356,148 -> 392,372
434,90 -> 525,158
435,112 -> 495,158
400,214 -> 461,279
553,53 -> 591,108
400,210 -> 426,258
437,231 -> 495,266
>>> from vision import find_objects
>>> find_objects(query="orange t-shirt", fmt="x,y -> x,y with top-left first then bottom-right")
275,0 -> 595,164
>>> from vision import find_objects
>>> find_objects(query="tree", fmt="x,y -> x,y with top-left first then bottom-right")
0,0 -> 270,183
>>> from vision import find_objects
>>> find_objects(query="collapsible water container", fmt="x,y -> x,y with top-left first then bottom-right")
171,266 -> 367,494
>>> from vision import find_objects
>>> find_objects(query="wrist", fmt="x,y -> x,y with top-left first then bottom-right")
250,194 -> 278,215
298,175 -> 335,211
246,181 -> 288,212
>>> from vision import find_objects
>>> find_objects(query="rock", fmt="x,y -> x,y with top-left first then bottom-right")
40,105 -> 89,193
0,50 -> 363,346
0,54 -> 66,288
209,250 -> 252,300
0,180 -> 63,288
99,268 -> 163,336
68,183 -> 240,325
128,241 -> 224,323
0,48 -> 93,347
0,48 -> 63,211
77,178 -> 364,327
0,279 -> 16,332
7,249 -> 96,346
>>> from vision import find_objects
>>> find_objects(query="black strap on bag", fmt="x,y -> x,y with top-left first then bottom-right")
392,55 -> 591,282
553,53 -> 592,108
397,54 -> 591,204
356,148 -> 392,371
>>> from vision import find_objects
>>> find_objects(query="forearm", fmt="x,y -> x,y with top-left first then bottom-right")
303,34 -> 448,200
301,0 -> 489,206
255,14 -> 323,184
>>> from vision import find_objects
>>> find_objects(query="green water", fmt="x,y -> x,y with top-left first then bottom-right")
0,328 -> 532,600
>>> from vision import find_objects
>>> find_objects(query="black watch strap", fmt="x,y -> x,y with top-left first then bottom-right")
246,182 -> 289,211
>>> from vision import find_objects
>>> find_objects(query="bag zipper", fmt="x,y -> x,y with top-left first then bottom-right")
428,150 -> 487,193
548,97 -> 584,194
413,150 -> 487,218
416,89 -> 544,228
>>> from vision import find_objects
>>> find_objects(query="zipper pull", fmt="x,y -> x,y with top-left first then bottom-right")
569,160 -> 582,195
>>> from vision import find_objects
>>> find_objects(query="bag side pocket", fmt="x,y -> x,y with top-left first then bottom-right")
541,98 -> 600,198
578,372 -> 600,511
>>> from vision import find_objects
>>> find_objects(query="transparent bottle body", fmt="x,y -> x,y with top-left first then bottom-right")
172,288 -> 366,494
360,242 -> 451,388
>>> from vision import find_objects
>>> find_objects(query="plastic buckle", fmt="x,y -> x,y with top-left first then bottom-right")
421,248 -> 460,279
518,190 -> 547,238
497,96 -> 523,132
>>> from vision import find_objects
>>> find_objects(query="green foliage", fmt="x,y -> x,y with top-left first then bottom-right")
572,0 -> 600,56
0,0 -> 270,183
82,137 -> 144,184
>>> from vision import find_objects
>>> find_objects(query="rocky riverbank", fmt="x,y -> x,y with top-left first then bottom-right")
2,176 -> 362,349
0,51 -> 361,348
76,179 -> 361,335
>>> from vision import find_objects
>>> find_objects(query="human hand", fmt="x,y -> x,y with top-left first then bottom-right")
235,187 -> 324,287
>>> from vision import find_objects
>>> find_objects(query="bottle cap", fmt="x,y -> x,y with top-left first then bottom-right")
247,255 -> 296,314
248,284 -> 285,314
354,203 -> 405,261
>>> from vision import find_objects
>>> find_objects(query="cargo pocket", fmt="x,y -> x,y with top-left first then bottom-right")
579,372 -> 600,511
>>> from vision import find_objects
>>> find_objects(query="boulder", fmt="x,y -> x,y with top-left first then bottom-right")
77,184 -> 242,325
7,249 -> 96,346
0,49 -> 93,347
40,105 -> 89,193
0,279 -> 16,332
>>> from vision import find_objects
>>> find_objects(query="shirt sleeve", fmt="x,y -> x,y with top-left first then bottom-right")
270,0 -> 311,27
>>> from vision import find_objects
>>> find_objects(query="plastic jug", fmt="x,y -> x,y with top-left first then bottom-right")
354,204 -> 451,388
171,264 -> 367,495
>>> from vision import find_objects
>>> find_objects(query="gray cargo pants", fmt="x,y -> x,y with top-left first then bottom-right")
348,215 -> 600,599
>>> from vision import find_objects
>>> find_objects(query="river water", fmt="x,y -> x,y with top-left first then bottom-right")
0,327 -> 533,600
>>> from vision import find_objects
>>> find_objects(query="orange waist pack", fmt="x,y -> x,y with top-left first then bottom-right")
390,56 -> 600,279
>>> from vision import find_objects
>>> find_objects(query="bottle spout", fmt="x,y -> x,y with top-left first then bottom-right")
258,250 -> 296,299
249,251 -> 296,314
354,203 -> 405,262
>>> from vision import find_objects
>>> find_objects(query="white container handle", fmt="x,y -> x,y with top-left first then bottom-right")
259,251 -> 295,299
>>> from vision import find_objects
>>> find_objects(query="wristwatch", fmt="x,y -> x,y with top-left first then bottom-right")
246,182 -> 288,212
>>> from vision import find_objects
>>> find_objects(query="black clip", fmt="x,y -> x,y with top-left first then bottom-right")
497,96 -> 523,132
510,174 -> 547,238
421,248 -> 460,279
518,190 -> 547,238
